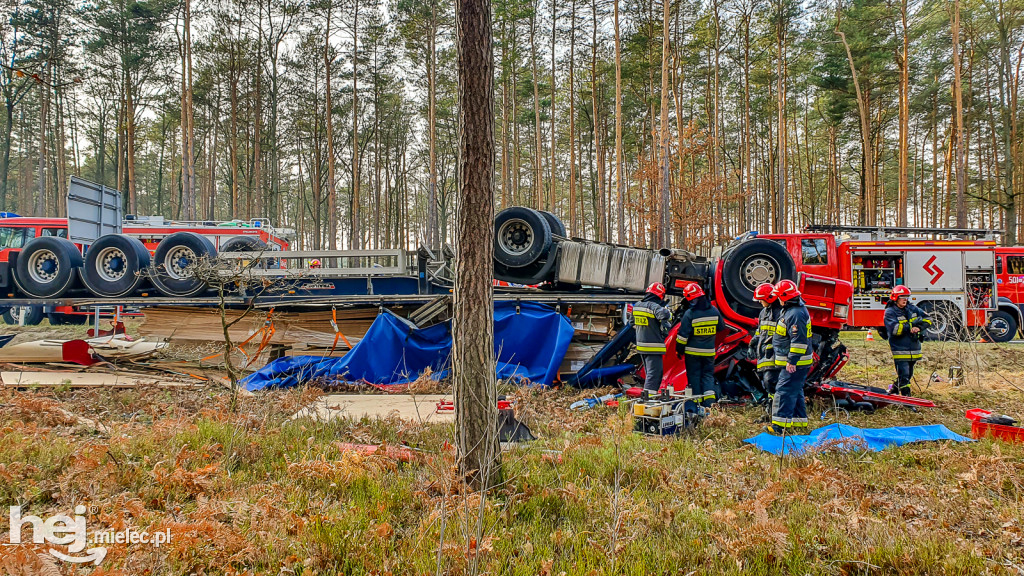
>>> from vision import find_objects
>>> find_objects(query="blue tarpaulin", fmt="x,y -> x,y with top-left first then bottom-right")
243,301 -> 574,391
744,423 -> 973,455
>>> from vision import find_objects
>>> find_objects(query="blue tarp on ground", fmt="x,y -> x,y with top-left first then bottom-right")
744,423 -> 973,455
243,301 -> 574,391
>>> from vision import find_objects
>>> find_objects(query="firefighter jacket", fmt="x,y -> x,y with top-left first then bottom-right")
631,297 -> 672,355
772,299 -> 813,367
883,301 -> 930,361
675,301 -> 725,357
750,304 -> 782,371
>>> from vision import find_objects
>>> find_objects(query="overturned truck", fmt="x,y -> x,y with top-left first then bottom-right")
493,206 -> 932,410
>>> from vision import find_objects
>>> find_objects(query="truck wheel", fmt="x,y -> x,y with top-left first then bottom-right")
47,312 -> 88,326
220,236 -> 273,268
537,210 -> 567,237
2,305 -> 44,326
918,301 -> 964,341
983,310 -> 1018,343
80,234 -> 151,298
150,232 -> 216,297
721,238 -> 795,318
13,236 -> 82,298
494,207 -> 552,268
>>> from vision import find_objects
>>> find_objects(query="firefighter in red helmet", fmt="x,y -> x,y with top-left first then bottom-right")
768,279 -> 812,435
632,282 -> 673,393
749,282 -> 783,408
674,282 -> 725,408
883,285 -> 931,395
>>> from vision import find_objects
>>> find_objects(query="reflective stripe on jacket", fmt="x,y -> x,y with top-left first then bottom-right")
675,306 -> 724,357
772,300 -> 813,367
883,302 -> 930,361
632,299 -> 672,354
751,304 -> 782,370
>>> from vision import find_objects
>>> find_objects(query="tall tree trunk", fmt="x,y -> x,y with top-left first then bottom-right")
896,0 -> 910,226
569,0 -> 578,234
657,0 -> 670,247
775,3 -> 787,233
613,0 -> 622,242
951,0 -> 967,227
454,0 -> 500,491
351,0 -> 361,248
427,9 -> 438,249
836,18 -> 876,226
325,7 -> 338,251
592,0 -> 606,241
36,74 -> 49,216
549,0 -> 556,212
180,0 -> 196,219
529,4 -> 543,210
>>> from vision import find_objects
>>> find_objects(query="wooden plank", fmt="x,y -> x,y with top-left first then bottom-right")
0,371 -> 200,388
292,394 -> 454,424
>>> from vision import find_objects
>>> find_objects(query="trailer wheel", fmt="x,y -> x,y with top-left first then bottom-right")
983,310 -> 1018,343
720,238 -> 795,318
150,232 -> 216,297
918,301 -> 964,341
13,236 -> 82,298
2,305 -> 44,326
537,210 -> 567,237
494,207 -> 552,268
79,234 -> 151,298
220,236 -> 273,268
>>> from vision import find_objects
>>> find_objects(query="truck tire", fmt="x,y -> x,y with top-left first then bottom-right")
79,234 -> 151,298
918,300 -> 964,341
494,207 -> 552,268
150,232 -> 216,297
721,238 -> 795,318
2,305 -> 44,326
537,210 -> 567,237
13,236 -> 82,298
983,310 -> 1018,343
220,236 -> 273,268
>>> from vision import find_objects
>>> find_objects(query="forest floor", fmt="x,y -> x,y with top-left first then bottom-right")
0,328 -> 1023,575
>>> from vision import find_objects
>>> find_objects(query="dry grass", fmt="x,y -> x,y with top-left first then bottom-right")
0,333 -> 1022,574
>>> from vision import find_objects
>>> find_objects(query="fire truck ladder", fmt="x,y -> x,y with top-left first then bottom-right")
805,224 -> 1003,241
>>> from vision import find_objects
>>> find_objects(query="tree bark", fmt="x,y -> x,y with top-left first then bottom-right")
836,16 -> 876,226
351,0 -> 361,248
658,0 -> 671,247
896,0 -> 910,226
951,0 -> 967,227
613,0 -> 622,242
325,5 -> 338,250
529,4 -> 543,211
454,0 -> 500,491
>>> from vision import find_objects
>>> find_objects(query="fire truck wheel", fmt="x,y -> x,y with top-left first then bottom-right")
720,238 -> 795,318
537,210 -> 567,238
918,301 -> 964,341
80,234 -> 151,298
494,207 -> 552,268
220,236 -> 273,268
12,236 -> 83,298
150,232 -> 217,297
983,310 -> 1018,343
2,305 -> 44,326
47,312 -> 88,326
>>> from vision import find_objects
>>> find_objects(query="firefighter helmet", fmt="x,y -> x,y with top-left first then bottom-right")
682,282 -> 705,301
890,285 -> 912,301
309,259 -> 322,269
646,282 -> 667,300
753,282 -> 778,303
773,279 -> 801,302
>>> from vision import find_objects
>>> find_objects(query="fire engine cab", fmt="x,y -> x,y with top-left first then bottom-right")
756,225 -> 999,341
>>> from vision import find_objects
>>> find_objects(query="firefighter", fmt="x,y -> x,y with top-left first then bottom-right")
632,282 -> 673,393
749,282 -> 782,402
768,279 -> 813,435
883,285 -> 931,396
675,282 -> 725,408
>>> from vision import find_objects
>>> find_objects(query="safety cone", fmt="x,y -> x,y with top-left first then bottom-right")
865,329 -> 875,341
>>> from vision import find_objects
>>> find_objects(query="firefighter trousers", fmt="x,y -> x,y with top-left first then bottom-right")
641,353 -> 663,392
760,368 -> 780,397
893,360 -> 916,395
684,354 -> 716,407
772,365 -> 809,433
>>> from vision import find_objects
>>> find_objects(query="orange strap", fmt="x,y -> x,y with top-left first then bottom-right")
327,306 -> 352,355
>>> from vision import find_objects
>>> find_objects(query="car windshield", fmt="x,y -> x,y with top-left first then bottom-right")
0,227 -> 28,250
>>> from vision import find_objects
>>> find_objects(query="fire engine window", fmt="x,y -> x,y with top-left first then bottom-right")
1006,256 -> 1024,275
0,227 -> 28,249
41,228 -> 68,238
801,239 -> 828,265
